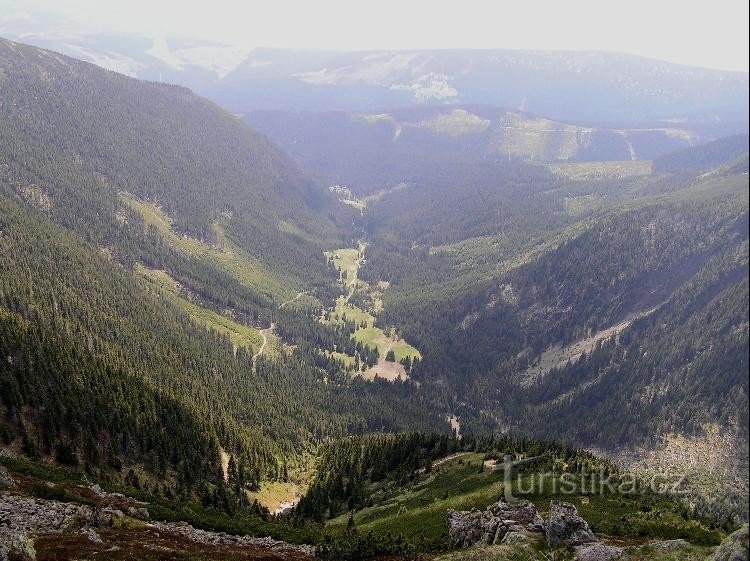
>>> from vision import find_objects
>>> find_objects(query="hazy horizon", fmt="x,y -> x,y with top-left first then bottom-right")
2,0 -> 748,72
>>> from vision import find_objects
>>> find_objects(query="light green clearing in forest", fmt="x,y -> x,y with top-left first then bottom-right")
135,263 -> 264,354
322,245 -> 421,378
121,192 -> 292,301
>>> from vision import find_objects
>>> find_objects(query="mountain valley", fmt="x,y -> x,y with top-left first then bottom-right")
0,29 -> 747,561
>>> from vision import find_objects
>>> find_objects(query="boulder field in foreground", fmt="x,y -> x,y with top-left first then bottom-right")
0,489 -> 313,561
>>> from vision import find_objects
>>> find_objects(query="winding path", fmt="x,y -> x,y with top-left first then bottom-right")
279,291 -> 306,309
251,292 -> 308,365
252,323 -> 275,365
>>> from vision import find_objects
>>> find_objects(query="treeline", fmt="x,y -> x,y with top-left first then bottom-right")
297,432 -> 618,522
297,433 -> 462,519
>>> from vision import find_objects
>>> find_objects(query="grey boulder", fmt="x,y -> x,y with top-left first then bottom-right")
448,499 -> 546,547
546,501 -> 597,547
713,525 -> 749,561
575,543 -> 623,561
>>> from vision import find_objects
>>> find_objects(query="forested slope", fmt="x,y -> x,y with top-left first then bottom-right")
246,106 -> 706,197
0,36 -> 450,504
360,149 -> 749,450
0,37 -> 343,302
0,191 -> 447,499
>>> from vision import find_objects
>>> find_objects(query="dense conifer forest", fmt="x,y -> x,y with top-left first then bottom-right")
0,34 -> 747,560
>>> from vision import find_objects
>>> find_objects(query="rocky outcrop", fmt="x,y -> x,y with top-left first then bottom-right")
0,467 -> 14,489
574,543 -> 623,561
713,525 -> 749,561
0,491 -> 313,560
447,499 -> 545,547
79,526 -> 103,544
127,505 -> 150,520
502,531 -> 534,545
147,520 -> 315,556
546,501 -> 597,547
646,539 -> 690,551
1,493 -> 95,561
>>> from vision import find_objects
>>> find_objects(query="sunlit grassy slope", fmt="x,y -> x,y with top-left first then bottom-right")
123,192 -> 295,302
135,263 -> 264,354
326,453 -> 722,546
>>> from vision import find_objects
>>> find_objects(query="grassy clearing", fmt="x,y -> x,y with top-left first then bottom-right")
325,246 -> 364,288
321,243 -> 422,379
352,326 -> 420,361
548,160 -> 653,181
121,192 -> 292,301
328,298 -> 375,327
328,453 -> 505,540
327,453 -> 723,546
391,340 -> 421,362
246,480 -> 303,512
136,264 -> 264,354
329,350 -> 358,368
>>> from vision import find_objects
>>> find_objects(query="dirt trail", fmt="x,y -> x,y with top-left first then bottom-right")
279,291 -> 306,309
252,323 -> 275,364
416,452 -> 471,473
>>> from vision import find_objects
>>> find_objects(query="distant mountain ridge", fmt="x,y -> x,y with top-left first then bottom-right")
1,29 -> 747,126
245,106 -> 714,195
217,48 -> 749,124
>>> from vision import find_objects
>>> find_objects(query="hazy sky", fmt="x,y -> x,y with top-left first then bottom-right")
2,0 -> 749,71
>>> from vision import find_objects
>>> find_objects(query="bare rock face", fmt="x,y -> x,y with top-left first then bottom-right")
546,501 -> 597,547
713,525 -> 749,561
574,542 -> 623,561
447,499 -> 545,547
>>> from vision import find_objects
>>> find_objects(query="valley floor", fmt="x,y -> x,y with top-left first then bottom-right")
324,243 -> 421,381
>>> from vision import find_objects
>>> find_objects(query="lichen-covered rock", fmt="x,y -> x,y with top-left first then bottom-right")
502,531 -> 533,546
448,500 -> 545,547
649,539 -> 689,551
95,507 -> 124,527
0,467 -> 14,489
79,526 -> 103,544
0,493 -> 94,561
147,520 -> 315,556
0,533 -> 36,561
713,525 -> 749,561
126,506 -> 150,520
575,542 -> 623,561
546,501 -> 597,547
447,508 -> 494,547
489,500 -> 545,528
0,491 -> 313,559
